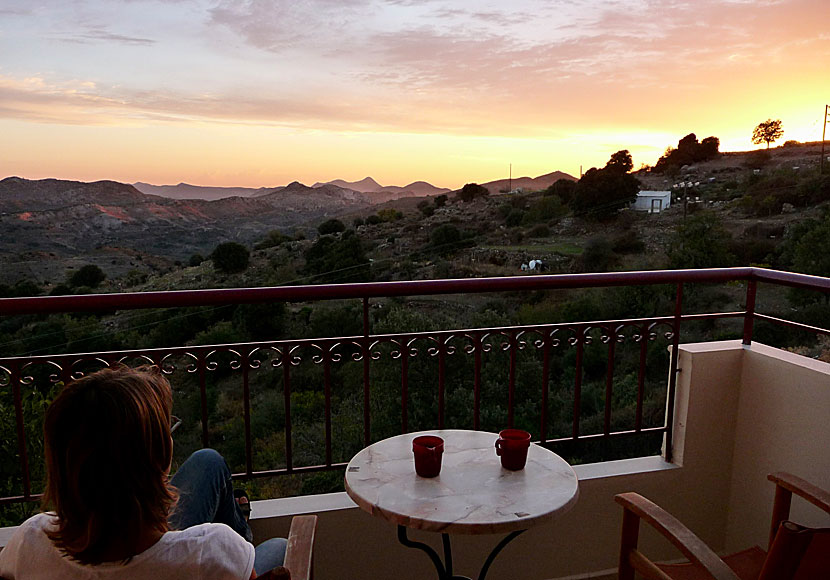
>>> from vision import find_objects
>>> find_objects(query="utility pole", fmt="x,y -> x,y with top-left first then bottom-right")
821,104 -> 829,175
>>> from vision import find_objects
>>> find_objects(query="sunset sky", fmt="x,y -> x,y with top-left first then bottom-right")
1,0 -> 828,189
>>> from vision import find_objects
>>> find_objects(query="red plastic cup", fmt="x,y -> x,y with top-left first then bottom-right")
413,435 -> 444,478
495,429 -> 531,470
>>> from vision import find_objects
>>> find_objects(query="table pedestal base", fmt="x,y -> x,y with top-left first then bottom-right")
397,526 -> 525,580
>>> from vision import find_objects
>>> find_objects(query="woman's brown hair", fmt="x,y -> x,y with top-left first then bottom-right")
42,365 -> 177,564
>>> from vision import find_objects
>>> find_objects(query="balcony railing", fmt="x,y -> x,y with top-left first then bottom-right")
1,267 -> 828,507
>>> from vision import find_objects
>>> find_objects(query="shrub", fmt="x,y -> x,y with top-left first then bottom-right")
68,265 -> 106,288
457,183 -> 489,202
527,224 -> 550,238
317,218 -> 346,235
523,196 -> 566,224
377,208 -> 403,222
612,230 -> 645,254
210,242 -> 250,274
430,224 -> 461,248
544,179 -> 577,204
743,150 -> 771,170
577,237 -> 617,272
255,230 -> 291,250
505,209 -> 524,227
366,215 -> 382,225
434,194 -> 448,208
417,200 -> 434,217
304,231 -> 371,283
352,217 -> 365,227
188,254 -> 205,267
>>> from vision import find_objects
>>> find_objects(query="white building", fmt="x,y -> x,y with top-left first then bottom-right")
633,190 -> 671,213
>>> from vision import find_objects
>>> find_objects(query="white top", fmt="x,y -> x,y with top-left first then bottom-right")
344,429 -> 579,534
0,513 -> 255,580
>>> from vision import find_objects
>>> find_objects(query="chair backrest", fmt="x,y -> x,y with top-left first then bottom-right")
763,472 -> 830,580
758,521 -> 830,580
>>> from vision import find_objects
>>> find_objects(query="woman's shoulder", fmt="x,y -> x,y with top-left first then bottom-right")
170,522 -> 247,542
162,523 -> 254,556
9,512 -> 57,540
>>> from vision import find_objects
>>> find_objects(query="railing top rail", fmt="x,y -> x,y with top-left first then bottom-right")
0,267 -> 826,316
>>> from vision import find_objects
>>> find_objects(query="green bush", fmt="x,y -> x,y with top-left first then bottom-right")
318,219 -> 346,235
210,242 -> 250,274
255,230 -> 291,250
68,265 -> 106,288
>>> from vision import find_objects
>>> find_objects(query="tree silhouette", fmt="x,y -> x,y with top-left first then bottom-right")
457,183 -> 489,202
69,265 -> 106,288
752,119 -> 784,149
210,242 -> 250,274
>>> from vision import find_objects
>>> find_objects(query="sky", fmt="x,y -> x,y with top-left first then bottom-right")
0,0 -> 828,189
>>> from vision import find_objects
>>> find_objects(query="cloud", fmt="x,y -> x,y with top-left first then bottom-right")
57,28 -> 156,46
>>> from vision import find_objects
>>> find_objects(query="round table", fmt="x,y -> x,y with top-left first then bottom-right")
344,430 -> 579,579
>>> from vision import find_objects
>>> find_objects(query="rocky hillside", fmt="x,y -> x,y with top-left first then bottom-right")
0,177 -> 373,284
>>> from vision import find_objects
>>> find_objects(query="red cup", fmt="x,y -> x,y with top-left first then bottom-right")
413,435 -> 444,478
495,429 -> 531,470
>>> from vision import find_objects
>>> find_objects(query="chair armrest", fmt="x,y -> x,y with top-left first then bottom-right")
282,515 -> 318,580
768,472 -> 830,514
616,492 -> 740,580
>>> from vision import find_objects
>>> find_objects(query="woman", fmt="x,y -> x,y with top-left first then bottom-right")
0,365 -> 285,579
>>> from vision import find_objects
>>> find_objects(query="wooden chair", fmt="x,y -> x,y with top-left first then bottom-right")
616,472 -> 830,580
259,515 -> 318,580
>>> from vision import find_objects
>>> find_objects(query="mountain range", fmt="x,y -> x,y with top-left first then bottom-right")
0,177 -> 372,283
0,169 -> 576,285
133,177 -> 451,202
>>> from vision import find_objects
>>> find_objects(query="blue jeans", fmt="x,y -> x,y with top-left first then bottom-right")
169,449 -> 287,574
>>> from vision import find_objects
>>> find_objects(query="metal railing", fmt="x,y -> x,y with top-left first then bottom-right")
1,267 -> 828,505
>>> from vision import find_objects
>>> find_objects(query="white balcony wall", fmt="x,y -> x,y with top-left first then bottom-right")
248,341 -> 830,579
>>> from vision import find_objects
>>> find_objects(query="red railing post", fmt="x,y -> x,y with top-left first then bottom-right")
508,331 -> 517,428
10,365 -> 31,500
664,283 -> 684,463
743,279 -> 757,345
241,351 -> 253,476
362,297 -> 371,445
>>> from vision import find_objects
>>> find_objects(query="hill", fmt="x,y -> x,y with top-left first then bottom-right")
478,171 -> 577,195
312,177 -> 452,202
0,177 -> 372,284
133,182 -> 283,200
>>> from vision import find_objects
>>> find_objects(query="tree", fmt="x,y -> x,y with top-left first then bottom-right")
457,183 -> 489,202
752,119 -> 784,149
377,208 -> 403,222
210,242 -> 250,274
304,231 -> 371,283
653,133 -> 720,172
544,179 -> 577,204
667,213 -> 733,269
68,265 -> 106,288
429,224 -> 461,248
317,218 -> 345,235
570,151 -> 640,220
605,150 -> 633,173
417,200 -> 435,217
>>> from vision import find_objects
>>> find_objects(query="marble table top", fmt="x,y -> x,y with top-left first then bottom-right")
344,429 -> 579,534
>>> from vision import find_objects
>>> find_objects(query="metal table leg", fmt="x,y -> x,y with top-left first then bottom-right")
396,526 -> 526,580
